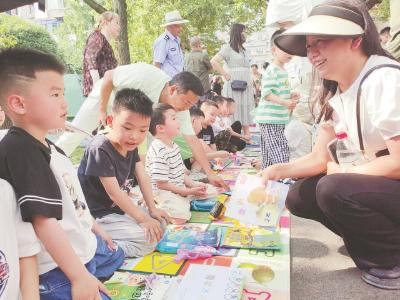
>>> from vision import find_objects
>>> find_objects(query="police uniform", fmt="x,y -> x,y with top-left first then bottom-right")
153,30 -> 184,77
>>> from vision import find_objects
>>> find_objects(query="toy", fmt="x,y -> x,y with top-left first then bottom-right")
174,244 -> 218,262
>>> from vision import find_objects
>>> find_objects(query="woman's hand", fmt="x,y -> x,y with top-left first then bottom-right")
261,165 -> 281,184
326,161 -> 341,175
224,73 -> 231,81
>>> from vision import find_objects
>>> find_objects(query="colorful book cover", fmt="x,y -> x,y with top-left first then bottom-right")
105,272 -> 176,300
188,211 -> 211,224
156,228 -> 220,253
171,265 -> 245,300
178,256 -> 234,275
220,227 -> 281,250
225,173 -> 289,228
130,252 -> 185,275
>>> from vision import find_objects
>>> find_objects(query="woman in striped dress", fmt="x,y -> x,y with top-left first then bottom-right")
211,23 -> 254,141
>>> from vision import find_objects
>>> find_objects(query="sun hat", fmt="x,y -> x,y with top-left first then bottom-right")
160,10 -> 189,27
274,3 -> 365,57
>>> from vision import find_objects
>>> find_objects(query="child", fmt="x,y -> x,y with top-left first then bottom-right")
78,88 -> 169,258
212,96 -> 247,152
0,48 -> 124,300
146,103 -> 208,224
255,29 -> 299,169
198,100 -> 230,159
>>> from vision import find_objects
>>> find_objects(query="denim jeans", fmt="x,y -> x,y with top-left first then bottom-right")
39,235 -> 125,300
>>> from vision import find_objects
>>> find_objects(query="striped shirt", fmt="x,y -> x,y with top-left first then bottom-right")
256,63 -> 291,125
145,139 -> 186,192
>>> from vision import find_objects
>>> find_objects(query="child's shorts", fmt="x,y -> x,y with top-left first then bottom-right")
155,191 -> 192,221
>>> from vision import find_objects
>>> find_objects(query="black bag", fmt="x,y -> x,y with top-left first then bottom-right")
356,64 -> 400,157
230,80 -> 247,91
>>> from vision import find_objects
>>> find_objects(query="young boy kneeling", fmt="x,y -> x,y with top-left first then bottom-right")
146,104 -> 207,224
0,48 -> 124,300
78,88 -> 169,258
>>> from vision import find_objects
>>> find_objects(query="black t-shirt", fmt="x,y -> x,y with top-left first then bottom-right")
78,134 -> 140,218
197,125 -> 215,145
0,127 -> 63,222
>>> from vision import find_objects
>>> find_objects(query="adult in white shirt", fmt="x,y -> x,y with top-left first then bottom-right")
262,1 -> 400,290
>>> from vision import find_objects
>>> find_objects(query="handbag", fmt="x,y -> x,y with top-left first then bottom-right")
356,64 -> 400,157
231,80 -> 247,91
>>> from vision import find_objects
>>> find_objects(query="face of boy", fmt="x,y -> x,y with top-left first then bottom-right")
272,45 -> 292,64
192,116 -> 204,135
110,109 -> 150,152
160,109 -> 181,137
203,106 -> 218,125
21,71 -> 67,131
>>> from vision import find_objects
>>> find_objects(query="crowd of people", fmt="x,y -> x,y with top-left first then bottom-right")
1,0 -> 400,299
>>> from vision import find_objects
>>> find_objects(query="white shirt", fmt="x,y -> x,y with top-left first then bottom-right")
84,63 -> 194,136
329,55 -> 400,160
212,116 -> 232,135
146,139 -> 186,193
0,179 -> 40,300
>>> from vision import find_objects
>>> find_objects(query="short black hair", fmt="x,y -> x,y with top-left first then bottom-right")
189,106 -> 205,118
251,64 -> 258,68
271,29 -> 285,46
149,103 -> 175,136
170,71 -> 204,97
0,47 -> 65,104
380,26 -> 390,35
213,95 -> 225,105
112,88 -> 153,118
262,61 -> 270,70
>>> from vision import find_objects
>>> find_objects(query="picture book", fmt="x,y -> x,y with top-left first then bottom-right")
220,227 -> 281,250
105,272 -> 176,300
225,173 -> 289,228
131,252 -> 185,276
156,227 -> 220,253
171,265 -> 245,300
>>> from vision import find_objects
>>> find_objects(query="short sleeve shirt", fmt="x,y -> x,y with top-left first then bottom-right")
328,55 -> 400,160
83,63 -> 195,135
0,127 -> 97,275
184,50 -> 212,92
198,125 -> 215,145
0,179 -> 40,300
78,134 -> 140,219
153,31 -> 184,77
145,139 -> 186,193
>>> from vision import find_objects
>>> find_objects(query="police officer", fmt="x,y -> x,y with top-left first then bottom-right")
153,10 -> 188,77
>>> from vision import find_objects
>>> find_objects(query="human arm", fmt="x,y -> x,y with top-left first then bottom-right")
327,136 -> 400,178
153,38 -> 167,69
91,221 -> 117,251
156,180 -> 207,197
154,62 -> 162,69
183,134 -> 228,188
203,54 -> 213,71
265,93 -> 297,110
262,123 -> 336,182
19,256 -> 39,300
84,32 -> 103,84
210,53 -> 231,81
99,70 -> 114,125
33,216 -> 108,300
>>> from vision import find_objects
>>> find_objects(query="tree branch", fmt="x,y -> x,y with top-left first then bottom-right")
82,0 -> 107,14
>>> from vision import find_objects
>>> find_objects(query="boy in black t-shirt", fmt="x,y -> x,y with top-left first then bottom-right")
198,100 -> 230,160
0,48 -> 124,300
78,89 -> 169,258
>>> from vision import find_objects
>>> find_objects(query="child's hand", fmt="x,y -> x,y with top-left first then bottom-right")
71,272 -> 109,300
291,92 -> 300,101
217,151 -> 230,158
139,218 -> 163,243
189,186 -> 208,197
150,208 -> 170,225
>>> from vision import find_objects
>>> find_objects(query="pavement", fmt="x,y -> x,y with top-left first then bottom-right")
290,215 -> 400,300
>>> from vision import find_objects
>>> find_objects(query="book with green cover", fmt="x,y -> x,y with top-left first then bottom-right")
220,226 -> 281,250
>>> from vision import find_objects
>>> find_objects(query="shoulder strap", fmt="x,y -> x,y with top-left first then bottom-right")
356,64 -> 400,152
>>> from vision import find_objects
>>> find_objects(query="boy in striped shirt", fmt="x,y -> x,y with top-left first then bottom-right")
146,104 -> 207,224
256,29 -> 299,168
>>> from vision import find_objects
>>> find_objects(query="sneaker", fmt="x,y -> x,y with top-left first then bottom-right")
361,265 -> 400,290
